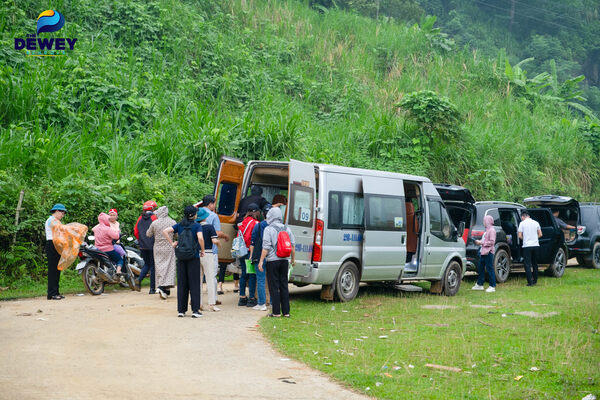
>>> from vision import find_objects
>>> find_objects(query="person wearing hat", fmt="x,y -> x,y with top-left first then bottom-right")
197,195 -> 232,296
249,203 -> 272,311
135,200 -> 158,294
197,208 -> 221,311
45,203 -> 67,300
237,203 -> 260,307
163,205 -> 205,318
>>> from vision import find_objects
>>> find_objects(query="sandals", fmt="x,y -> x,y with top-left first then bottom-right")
48,295 -> 63,300
268,313 -> 281,318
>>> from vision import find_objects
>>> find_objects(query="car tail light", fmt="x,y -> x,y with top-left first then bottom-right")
312,219 -> 324,262
462,228 -> 470,244
471,230 -> 484,240
577,225 -> 586,235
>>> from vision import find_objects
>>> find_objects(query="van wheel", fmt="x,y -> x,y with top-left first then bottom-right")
442,261 -> 462,296
576,255 -> 591,267
335,261 -> 360,302
592,242 -> 600,269
548,247 -> 566,277
493,249 -> 510,284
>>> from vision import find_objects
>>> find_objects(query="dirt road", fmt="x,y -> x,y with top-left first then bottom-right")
0,283 -> 368,400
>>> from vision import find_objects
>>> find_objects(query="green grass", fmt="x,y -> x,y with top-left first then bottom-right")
261,268 -> 600,399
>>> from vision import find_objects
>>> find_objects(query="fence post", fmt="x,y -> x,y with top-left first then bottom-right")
13,189 -> 25,245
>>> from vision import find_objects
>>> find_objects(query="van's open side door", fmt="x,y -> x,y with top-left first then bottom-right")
362,176 -> 407,280
287,160 -> 316,277
214,156 -> 245,263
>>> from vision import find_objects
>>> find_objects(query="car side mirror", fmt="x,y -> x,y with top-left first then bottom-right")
458,222 -> 465,238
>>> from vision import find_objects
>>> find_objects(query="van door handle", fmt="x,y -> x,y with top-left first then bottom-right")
401,234 -> 406,245
302,230 -> 308,234
426,236 -> 430,245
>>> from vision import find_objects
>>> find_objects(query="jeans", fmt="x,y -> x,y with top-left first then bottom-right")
255,263 -> 266,305
138,248 -> 155,291
477,252 -> 496,287
247,273 -> 257,300
266,259 -> 290,316
523,246 -> 539,285
239,255 -> 249,297
105,249 -> 124,268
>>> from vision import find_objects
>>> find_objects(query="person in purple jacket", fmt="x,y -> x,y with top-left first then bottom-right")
472,215 -> 497,292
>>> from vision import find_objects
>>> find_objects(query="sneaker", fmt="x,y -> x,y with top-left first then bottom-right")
485,286 -> 496,293
209,305 -> 221,312
192,312 -> 203,318
246,298 -> 258,307
149,289 -> 156,295
177,313 -> 185,318
253,304 -> 268,311
471,284 -> 484,291
157,288 -> 167,300
238,297 -> 248,306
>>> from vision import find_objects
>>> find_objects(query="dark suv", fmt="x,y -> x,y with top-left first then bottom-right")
435,184 -> 567,283
524,195 -> 600,269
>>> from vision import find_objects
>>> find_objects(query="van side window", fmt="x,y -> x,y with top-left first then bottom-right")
289,184 -> 313,227
365,195 -> 406,231
328,191 -> 364,229
428,200 -> 453,241
484,208 -> 501,226
216,182 -> 237,216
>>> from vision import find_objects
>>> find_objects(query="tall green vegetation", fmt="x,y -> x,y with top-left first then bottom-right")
1,0 -> 599,283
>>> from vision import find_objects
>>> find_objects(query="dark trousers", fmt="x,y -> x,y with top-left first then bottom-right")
45,240 -> 61,298
177,258 -> 201,314
266,259 -> 290,316
139,249 -> 155,290
477,252 -> 496,287
218,262 -> 239,282
522,246 -> 539,285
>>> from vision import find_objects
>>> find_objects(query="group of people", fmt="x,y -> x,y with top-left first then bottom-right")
44,186 -> 296,319
472,210 -> 546,292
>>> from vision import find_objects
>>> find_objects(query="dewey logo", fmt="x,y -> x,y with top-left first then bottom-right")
14,10 -> 78,56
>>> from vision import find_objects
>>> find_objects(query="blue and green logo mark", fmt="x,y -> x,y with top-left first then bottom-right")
36,10 -> 65,34
14,10 -> 78,56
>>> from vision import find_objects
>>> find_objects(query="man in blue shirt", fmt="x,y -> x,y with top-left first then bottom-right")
197,195 -> 232,296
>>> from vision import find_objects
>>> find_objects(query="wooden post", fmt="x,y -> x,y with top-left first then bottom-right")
13,189 -> 24,245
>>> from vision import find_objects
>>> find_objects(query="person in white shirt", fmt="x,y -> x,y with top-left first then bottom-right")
517,211 -> 543,286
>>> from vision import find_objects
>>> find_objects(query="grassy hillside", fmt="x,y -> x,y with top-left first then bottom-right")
1,0 -> 599,282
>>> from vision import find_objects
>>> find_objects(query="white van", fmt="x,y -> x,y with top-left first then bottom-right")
214,157 -> 466,301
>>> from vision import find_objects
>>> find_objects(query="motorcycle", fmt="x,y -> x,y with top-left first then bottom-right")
76,235 -> 144,295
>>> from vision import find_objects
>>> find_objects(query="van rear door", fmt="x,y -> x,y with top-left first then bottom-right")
362,176 -> 406,280
287,160 -> 316,277
214,156 -> 245,263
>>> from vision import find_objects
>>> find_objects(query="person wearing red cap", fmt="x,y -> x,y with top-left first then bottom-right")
108,208 -> 120,232
135,200 -> 158,293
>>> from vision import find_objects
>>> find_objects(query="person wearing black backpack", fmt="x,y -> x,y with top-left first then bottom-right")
163,205 -> 205,318
257,207 -> 295,318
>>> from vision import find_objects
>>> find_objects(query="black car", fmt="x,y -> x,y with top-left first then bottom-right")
523,195 -> 600,269
435,184 -> 567,283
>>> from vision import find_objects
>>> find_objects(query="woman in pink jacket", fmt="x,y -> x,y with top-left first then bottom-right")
472,215 -> 497,292
92,213 -> 124,274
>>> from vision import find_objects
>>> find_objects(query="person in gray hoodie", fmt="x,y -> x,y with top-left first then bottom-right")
257,207 -> 295,317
